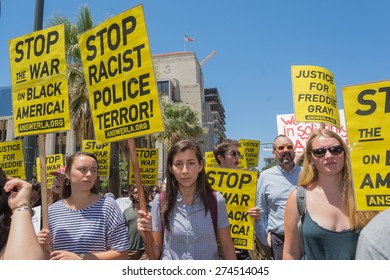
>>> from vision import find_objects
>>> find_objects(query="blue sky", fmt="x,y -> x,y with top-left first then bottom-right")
1,0 -> 390,168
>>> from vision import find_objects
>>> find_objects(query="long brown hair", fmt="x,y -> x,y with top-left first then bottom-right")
299,129 -> 377,231
162,139 -> 214,231
62,151 -> 99,199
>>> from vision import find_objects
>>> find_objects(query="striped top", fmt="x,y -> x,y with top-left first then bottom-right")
48,195 -> 129,254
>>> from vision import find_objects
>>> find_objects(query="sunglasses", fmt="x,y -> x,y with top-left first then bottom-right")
311,145 -> 344,158
226,151 -> 241,157
275,145 -> 294,151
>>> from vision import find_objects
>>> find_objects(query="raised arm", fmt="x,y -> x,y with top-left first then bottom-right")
2,178 -> 45,260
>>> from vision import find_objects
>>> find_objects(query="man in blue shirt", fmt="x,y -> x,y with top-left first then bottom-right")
255,135 -> 302,260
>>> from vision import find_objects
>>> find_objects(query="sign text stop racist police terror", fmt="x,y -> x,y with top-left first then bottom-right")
79,5 -> 164,143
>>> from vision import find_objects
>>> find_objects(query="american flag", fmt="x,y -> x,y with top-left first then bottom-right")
184,35 -> 195,42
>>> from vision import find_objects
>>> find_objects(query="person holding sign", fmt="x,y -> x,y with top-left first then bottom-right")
0,172 -> 45,260
283,129 -> 377,259
137,139 -> 236,260
37,152 -> 129,260
213,138 -> 261,260
256,135 -> 302,260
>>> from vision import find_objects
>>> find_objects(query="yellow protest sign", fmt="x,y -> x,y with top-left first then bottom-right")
291,65 -> 340,127
36,154 -> 64,186
82,140 -> 111,177
9,24 -> 70,137
129,148 -> 159,186
343,80 -> 390,210
0,140 -> 25,179
205,151 -> 219,168
78,5 -> 164,143
206,167 -> 257,250
239,139 -> 260,167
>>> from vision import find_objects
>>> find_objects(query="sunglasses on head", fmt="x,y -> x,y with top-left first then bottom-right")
275,145 -> 294,151
311,145 -> 344,158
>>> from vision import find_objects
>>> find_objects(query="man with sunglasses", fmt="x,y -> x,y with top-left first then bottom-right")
255,134 -> 302,260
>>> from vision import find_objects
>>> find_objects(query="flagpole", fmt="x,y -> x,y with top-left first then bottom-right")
184,38 -> 186,52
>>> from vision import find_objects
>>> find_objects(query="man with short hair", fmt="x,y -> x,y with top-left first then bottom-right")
256,135 -> 302,260
214,138 -> 261,260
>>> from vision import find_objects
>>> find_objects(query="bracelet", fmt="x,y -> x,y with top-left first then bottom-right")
12,202 -> 33,216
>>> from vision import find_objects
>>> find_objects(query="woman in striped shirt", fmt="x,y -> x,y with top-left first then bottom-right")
37,152 -> 129,260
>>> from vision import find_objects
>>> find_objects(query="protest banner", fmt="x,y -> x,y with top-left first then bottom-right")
129,148 -> 158,186
238,139 -> 260,167
205,151 -> 219,168
343,80 -> 390,211
9,24 -> 70,137
0,139 -> 26,179
8,24 -> 70,229
276,110 -> 347,151
36,154 -> 64,187
206,167 -> 257,250
291,65 -> 340,127
82,140 -> 111,177
78,5 -> 163,259
78,4 -> 164,144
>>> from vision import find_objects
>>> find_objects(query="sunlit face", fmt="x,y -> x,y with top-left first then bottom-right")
68,155 -> 98,191
273,136 -> 295,165
218,144 -> 240,169
171,149 -> 203,190
310,136 -> 345,176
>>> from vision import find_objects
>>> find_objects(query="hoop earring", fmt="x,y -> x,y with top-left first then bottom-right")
65,179 -> 70,186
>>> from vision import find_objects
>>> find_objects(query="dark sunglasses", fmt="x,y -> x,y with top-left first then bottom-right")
311,145 -> 344,158
275,145 -> 294,151
226,151 -> 241,157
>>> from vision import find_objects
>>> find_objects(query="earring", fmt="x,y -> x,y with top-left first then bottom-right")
65,179 -> 70,186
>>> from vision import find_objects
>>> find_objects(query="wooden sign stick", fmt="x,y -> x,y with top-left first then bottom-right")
127,138 -> 156,260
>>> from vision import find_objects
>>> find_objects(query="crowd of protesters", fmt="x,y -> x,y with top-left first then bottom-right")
0,128 -> 386,260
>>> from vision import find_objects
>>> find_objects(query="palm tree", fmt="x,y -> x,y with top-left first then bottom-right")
46,5 -> 94,142
46,5 -> 124,196
153,100 -> 207,151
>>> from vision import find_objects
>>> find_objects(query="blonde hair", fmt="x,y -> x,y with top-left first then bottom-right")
299,129 -> 377,231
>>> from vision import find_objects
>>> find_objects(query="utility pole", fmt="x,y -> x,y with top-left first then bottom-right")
23,0 -> 45,181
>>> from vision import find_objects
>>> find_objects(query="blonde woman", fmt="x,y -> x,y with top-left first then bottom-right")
283,129 -> 377,260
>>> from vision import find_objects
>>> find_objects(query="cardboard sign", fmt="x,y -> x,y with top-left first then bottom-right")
205,151 -> 219,168
9,24 -> 70,136
129,148 -> 158,186
0,139 -> 26,179
82,140 -> 111,177
36,154 -> 64,186
78,5 -> 164,143
343,80 -> 390,210
276,110 -> 348,151
206,167 -> 257,250
291,65 -> 340,127
238,139 -> 260,167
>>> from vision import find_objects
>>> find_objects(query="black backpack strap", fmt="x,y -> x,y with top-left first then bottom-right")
296,186 -> 307,259
296,186 -> 306,220
208,191 -> 218,235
